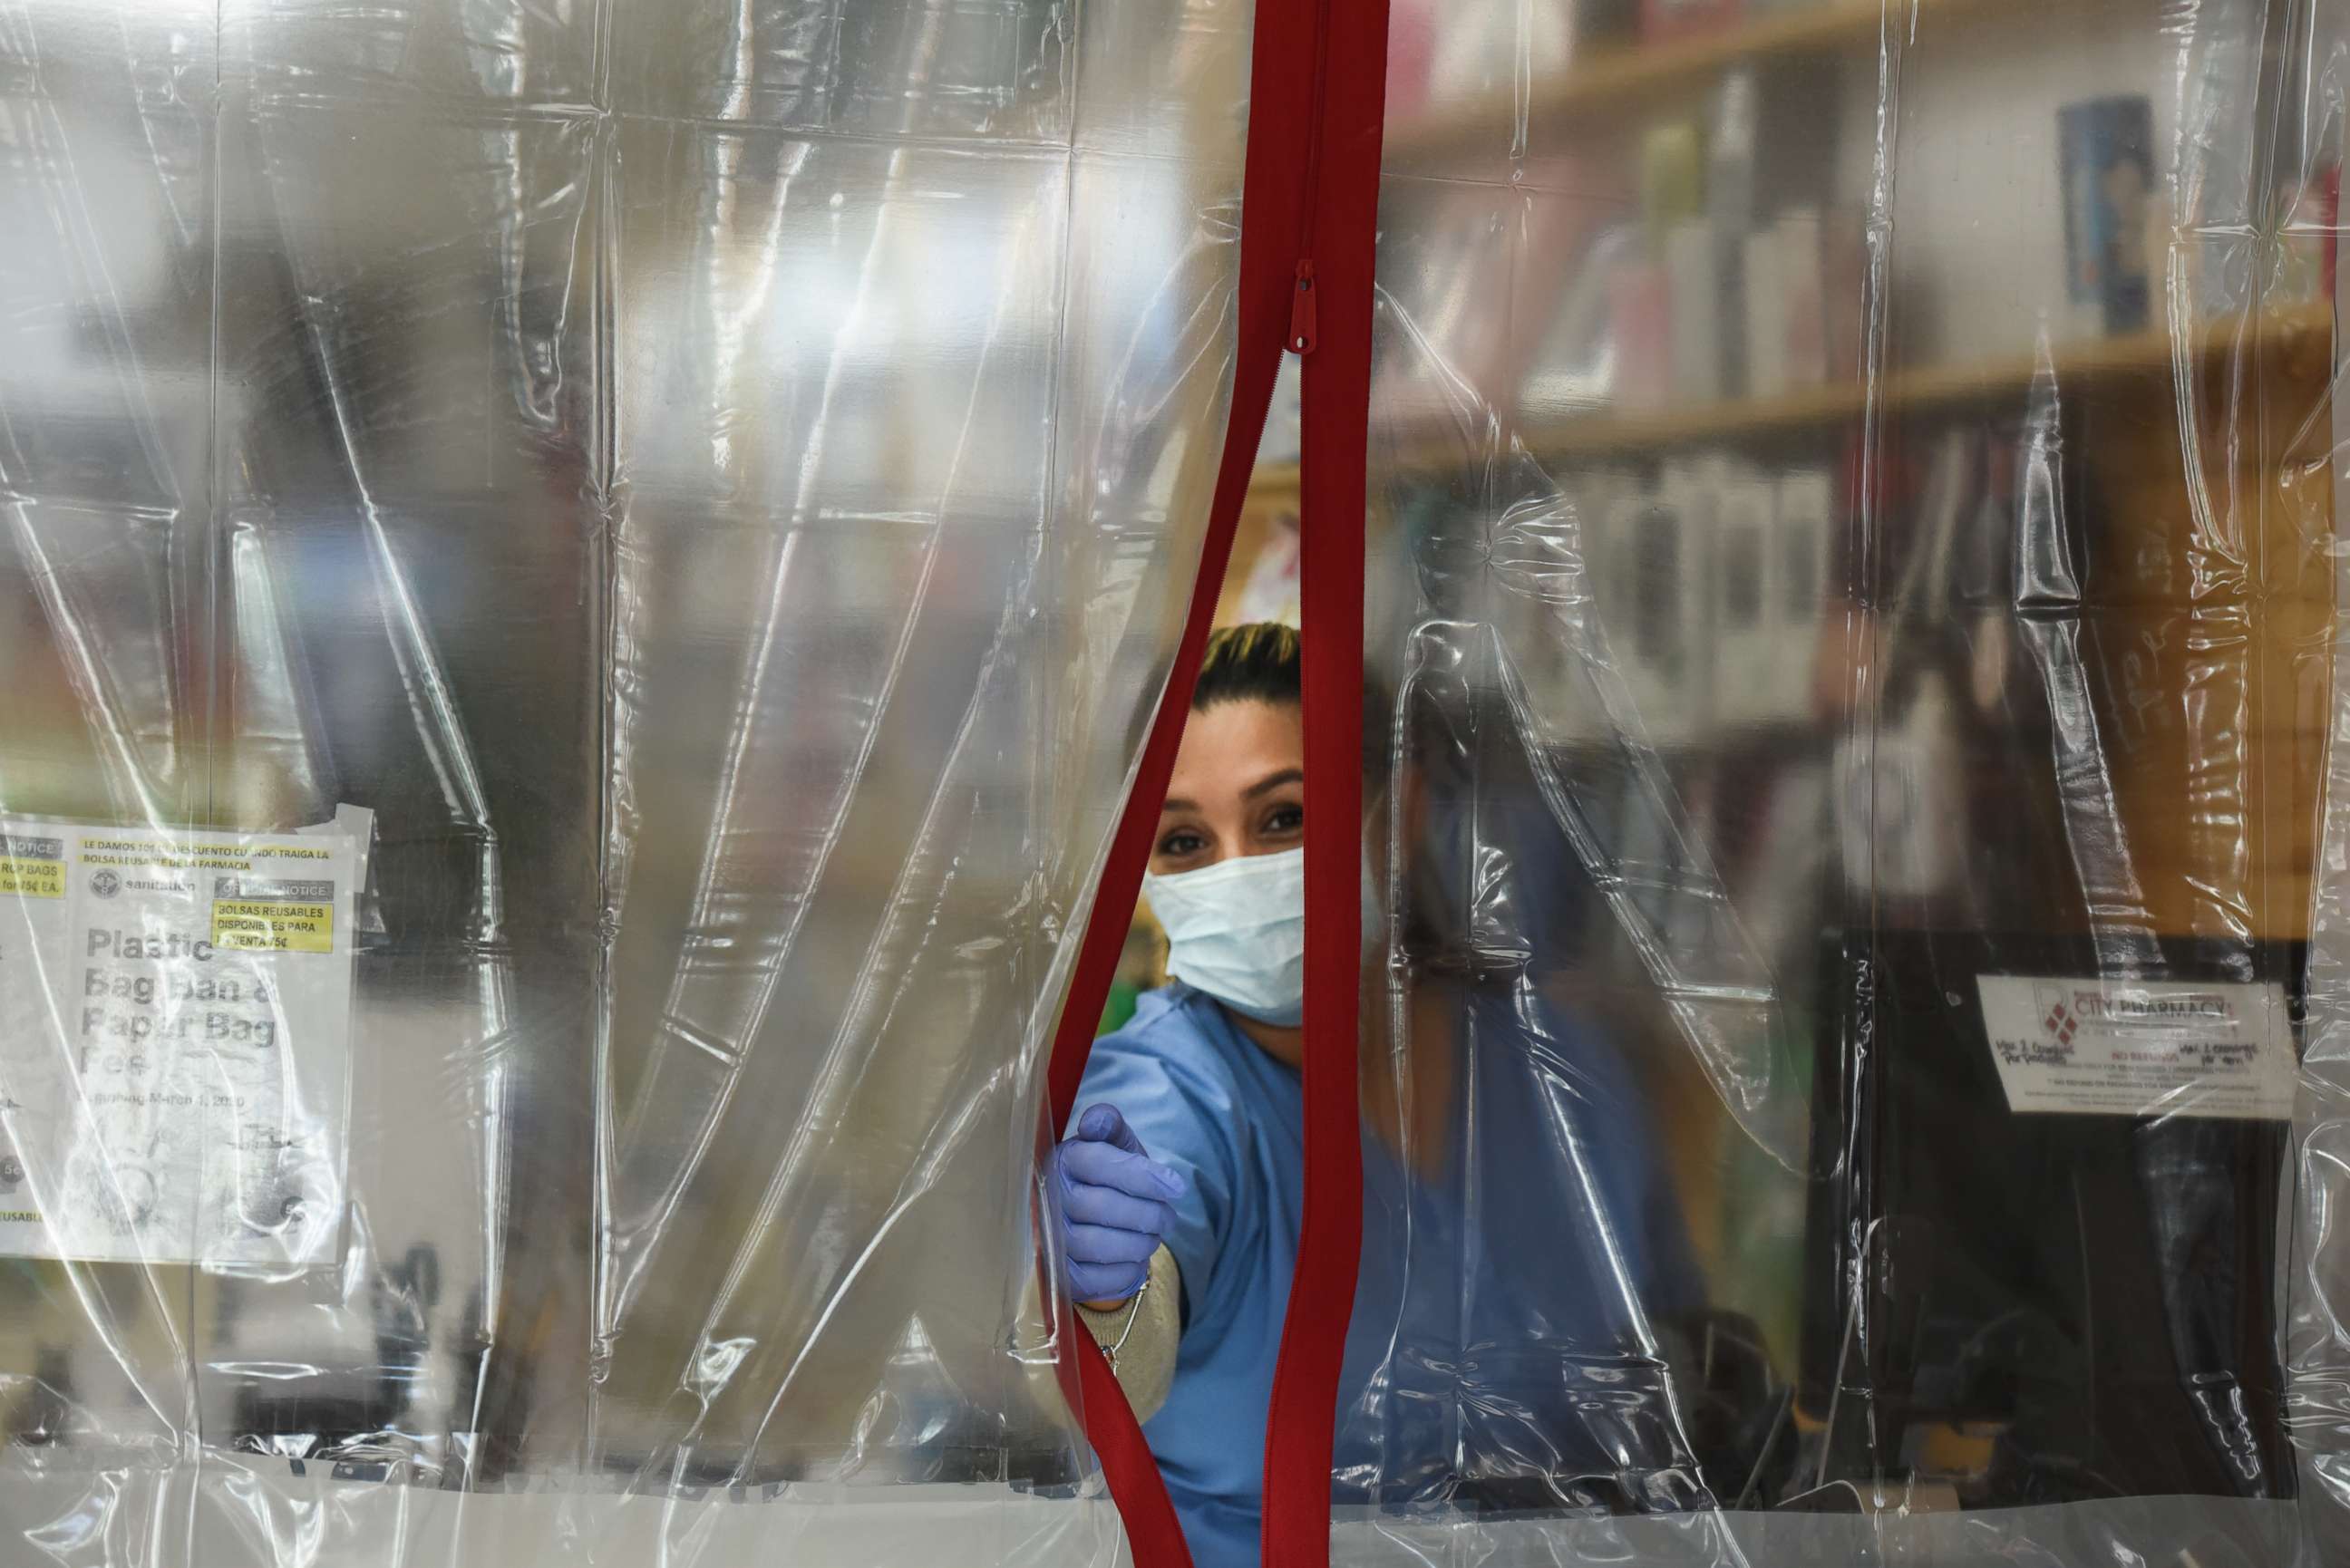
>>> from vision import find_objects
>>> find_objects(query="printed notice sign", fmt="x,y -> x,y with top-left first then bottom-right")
1976,974 -> 2298,1121
0,811 -> 369,1265
0,835 -> 64,900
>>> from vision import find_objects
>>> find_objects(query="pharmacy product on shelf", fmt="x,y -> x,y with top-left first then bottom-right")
1772,464 -> 1838,721
1666,219 -> 1724,403
1712,458 -> 1782,723
2058,95 -> 2156,336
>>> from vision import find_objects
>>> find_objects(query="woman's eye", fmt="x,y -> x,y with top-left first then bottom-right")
1263,804 -> 1304,836
1160,829 -> 1208,857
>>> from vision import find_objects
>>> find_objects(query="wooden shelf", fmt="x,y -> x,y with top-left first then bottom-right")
1248,303 -> 2335,498
1386,0 -> 2029,164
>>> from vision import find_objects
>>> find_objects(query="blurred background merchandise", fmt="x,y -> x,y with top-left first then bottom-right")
1223,0 -> 2338,1529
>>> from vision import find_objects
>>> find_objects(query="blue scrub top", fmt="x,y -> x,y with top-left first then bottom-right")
1076,984 -> 1303,1568
1077,982 -> 1703,1563
1334,987 -> 1709,1507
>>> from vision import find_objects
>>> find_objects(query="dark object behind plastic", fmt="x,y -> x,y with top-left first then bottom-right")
1801,929 -> 2296,1505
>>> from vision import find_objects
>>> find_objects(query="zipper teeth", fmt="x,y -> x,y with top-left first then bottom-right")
1296,0 -> 1335,260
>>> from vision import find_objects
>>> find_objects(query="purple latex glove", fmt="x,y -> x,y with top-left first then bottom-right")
1050,1103 -> 1188,1305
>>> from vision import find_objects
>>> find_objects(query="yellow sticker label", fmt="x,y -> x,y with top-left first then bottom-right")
0,857 -> 64,899
211,900 -> 334,953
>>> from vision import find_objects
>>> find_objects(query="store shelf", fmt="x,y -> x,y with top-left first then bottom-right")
1247,303 -> 2335,500
1537,303 -> 2333,458
1386,0 -> 2029,164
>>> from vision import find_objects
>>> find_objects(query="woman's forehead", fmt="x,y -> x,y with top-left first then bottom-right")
1167,700 -> 1305,798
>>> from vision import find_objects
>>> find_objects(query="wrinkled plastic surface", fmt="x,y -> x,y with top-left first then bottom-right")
0,0 -> 1250,1560
15,0 -> 2350,1563
1335,0 -> 2350,1562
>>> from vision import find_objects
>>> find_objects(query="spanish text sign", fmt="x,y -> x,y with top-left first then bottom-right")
0,814 -> 367,1264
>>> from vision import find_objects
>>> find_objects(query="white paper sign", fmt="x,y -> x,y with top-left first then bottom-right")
0,812 -> 367,1265
1975,974 -> 2298,1121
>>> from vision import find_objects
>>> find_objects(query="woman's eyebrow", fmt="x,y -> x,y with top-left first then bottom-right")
1160,796 -> 1200,814
1241,768 -> 1305,801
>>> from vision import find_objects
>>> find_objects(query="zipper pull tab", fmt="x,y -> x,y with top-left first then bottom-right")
1287,260 -> 1317,355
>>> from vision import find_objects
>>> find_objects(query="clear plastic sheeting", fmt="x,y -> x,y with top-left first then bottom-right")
0,0 -> 1250,1561
14,0 -> 2350,1563
1337,0 -> 2349,1563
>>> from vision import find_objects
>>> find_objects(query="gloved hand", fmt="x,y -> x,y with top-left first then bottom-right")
1050,1104 -> 1187,1305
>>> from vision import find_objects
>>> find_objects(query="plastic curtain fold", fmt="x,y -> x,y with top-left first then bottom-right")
0,0 -> 1255,1563
1328,0 -> 2350,1563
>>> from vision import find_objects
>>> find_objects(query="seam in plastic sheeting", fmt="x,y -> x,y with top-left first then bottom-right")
0,1464 -> 1131,1567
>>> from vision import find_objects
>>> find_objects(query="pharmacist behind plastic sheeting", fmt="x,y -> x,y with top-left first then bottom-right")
9,0 -> 2350,1565
1335,0 -> 2349,1563
0,0 -> 1255,1562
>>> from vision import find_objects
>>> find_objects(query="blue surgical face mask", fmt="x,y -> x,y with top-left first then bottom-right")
1142,847 -> 1306,1026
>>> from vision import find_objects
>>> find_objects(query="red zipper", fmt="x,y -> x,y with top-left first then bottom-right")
1047,0 -> 1376,1561
1263,0 -> 1385,1558
1289,260 -> 1318,354
1287,0 -> 1335,356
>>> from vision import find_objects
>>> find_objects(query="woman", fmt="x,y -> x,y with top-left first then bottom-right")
1049,624 -> 1704,1564
1049,623 -> 1307,1567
